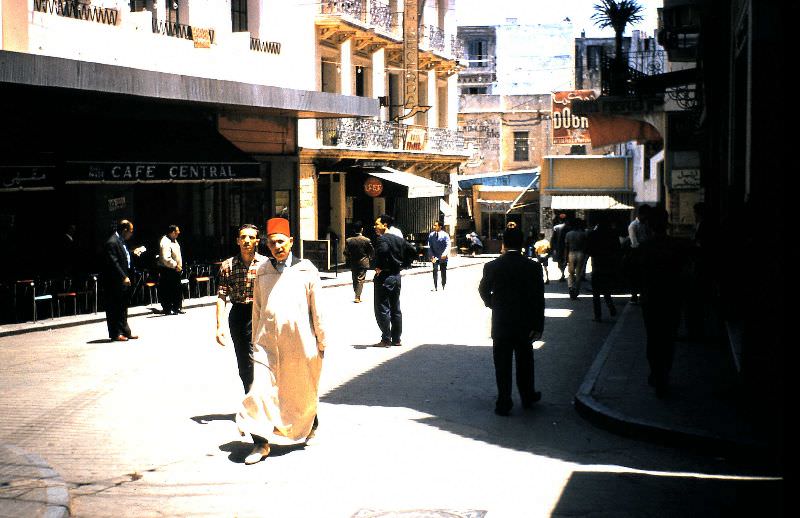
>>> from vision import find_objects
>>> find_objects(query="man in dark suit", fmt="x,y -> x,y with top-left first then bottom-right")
103,219 -> 144,342
478,227 -> 545,416
372,214 -> 411,347
343,221 -> 374,303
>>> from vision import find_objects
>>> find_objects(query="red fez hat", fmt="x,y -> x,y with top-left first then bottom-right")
266,217 -> 290,236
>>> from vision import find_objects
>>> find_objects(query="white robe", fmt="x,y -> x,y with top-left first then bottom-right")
236,258 -> 327,443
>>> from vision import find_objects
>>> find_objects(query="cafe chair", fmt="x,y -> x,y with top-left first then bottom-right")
55,277 -> 78,317
32,280 -> 54,323
193,264 -> 213,298
143,270 -> 159,306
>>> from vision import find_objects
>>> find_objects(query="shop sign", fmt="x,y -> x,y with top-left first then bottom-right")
552,90 -> 595,145
364,177 -> 384,197
108,196 -> 126,212
0,166 -> 53,191
66,162 -> 261,183
404,128 -> 427,150
670,168 -> 701,189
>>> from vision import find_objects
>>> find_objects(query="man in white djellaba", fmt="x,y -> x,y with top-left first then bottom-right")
236,217 -> 329,465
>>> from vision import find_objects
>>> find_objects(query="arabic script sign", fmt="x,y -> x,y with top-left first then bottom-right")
0,166 -> 54,191
670,168 -> 701,189
552,90 -> 596,145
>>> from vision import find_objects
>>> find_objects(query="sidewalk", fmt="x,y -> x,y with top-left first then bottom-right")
0,255 -> 774,516
574,298 -> 773,458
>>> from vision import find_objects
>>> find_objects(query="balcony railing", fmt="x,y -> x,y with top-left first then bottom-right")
369,0 -> 392,33
33,0 -> 119,26
321,0 -> 364,20
250,38 -> 281,54
600,50 -> 667,97
426,25 -> 445,53
152,19 -> 215,44
317,119 -> 465,154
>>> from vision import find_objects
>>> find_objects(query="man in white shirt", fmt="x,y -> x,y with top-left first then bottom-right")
627,205 -> 651,303
158,224 -> 184,315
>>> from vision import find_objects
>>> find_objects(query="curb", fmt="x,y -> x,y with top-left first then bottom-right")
1,443 -> 71,518
573,303 -> 769,458
1,257 -> 492,338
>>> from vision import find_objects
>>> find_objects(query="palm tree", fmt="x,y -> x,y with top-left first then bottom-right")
592,0 -> 644,94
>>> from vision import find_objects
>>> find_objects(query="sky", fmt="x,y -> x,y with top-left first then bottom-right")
455,0 -> 663,39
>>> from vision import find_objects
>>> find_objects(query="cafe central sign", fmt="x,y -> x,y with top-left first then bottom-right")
65,161 -> 261,184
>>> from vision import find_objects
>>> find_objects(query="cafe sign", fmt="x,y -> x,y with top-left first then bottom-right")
364,177 -> 384,197
65,161 -> 261,184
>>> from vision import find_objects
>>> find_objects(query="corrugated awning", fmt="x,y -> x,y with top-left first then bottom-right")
368,166 -> 447,198
551,195 -> 633,210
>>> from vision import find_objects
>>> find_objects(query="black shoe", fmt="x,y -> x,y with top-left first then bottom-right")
175,309 -> 186,314
522,391 -> 542,408
494,407 -> 511,417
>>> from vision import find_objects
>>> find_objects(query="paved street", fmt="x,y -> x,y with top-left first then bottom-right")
1,262 -> 780,517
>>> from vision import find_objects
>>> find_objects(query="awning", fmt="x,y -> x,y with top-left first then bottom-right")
587,115 -> 662,147
368,166 -> 447,198
551,195 -> 633,210
65,125 -> 261,185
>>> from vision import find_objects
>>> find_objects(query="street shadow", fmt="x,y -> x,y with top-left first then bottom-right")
86,338 -> 112,344
551,471 -> 783,517
190,413 -> 235,424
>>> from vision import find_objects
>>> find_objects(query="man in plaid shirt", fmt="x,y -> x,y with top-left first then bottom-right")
215,224 -> 267,392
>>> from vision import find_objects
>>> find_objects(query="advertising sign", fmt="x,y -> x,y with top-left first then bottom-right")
552,90 -> 596,145
364,177 -> 384,197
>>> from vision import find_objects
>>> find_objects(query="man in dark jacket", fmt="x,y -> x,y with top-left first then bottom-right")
372,214 -> 411,347
478,227 -> 545,416
344,221 -> 374,303
102,219 -> 144,342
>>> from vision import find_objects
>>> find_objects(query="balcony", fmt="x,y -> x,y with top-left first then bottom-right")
316,118 -> 465,155
33,0 -> 118,25
152,19 -> 215,45
600,50 -> 668,97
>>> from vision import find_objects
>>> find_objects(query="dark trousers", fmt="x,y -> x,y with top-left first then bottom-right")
158,267 -> 182,312
432,258 -> 448,288
642,300 -> 680,387
492,338 -> 536,412
592,292 -> 616,319
104,283 -> 131,339
350,266 -> 367,299
374,272 -> 402,343
229,302 -> 254,393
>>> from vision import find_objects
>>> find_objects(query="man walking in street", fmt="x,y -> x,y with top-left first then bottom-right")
478,227 -> 545,416
158,224 -> 184,315
372,214 -> 411,347
565,218 -> 588,300
102,219 -> 145,342
627,204 -> 652,303
236,217 -> 328,464
343,221 -> 373,303
551,213 -> 570,282
215,224 -> 267,393
427,220 -> 450,291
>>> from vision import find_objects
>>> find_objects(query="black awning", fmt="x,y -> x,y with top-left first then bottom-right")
64,124 -> 260,184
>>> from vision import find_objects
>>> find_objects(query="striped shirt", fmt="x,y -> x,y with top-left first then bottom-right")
217,253 -> 266,304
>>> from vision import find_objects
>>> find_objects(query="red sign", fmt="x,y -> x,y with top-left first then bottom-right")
364,177 -> 384,197
552,90 -> 596,145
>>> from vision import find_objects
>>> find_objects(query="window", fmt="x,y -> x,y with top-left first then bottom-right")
231,0 -> 248,32
513,132 -> 529,161
587,46 -> 602,68
464,86 -> 488,95
469,39 -> 488,68
167,1 -> 179,23
130,1 -> 147,11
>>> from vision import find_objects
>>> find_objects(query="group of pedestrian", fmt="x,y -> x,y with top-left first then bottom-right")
100,202 -> 686,467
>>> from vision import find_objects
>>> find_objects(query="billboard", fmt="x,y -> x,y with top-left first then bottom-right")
552,90 -> 596,145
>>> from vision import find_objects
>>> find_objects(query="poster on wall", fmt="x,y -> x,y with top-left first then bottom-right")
552,90 -> 596,145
